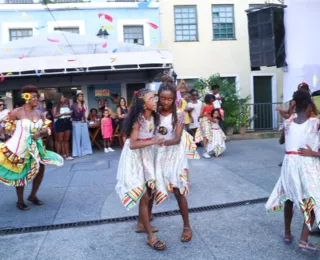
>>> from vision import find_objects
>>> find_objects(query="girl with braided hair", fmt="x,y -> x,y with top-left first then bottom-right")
266,89 -> 320,253
116,88 -> 166,251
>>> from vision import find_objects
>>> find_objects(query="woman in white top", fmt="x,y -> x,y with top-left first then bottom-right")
187,89 -> 203,135
53,93 -> 73,160
266,90 -> 320,252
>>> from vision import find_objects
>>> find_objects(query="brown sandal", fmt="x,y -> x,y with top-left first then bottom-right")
16,202 -> 29,211
181,227 -> 192,242
146,236 -> 166,251
136,224 -> 159,233
28,197 -> 44,206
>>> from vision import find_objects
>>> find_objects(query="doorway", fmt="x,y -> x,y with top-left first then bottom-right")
126,83 -> 146,105
253,76 -> 273,129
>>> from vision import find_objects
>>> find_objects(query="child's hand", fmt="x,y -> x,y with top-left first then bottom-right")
299,145 -> 314,156
157,136 -> 166,146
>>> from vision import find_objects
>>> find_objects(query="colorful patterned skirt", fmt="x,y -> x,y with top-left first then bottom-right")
207,128 -> 226,157
115,139 -> 156,210
0,136 -> 64,187
195,117 -> 212,143
265,154 -> 320,230
155,141 -> 189,205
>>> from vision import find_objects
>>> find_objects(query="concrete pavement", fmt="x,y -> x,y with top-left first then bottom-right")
1,139 -> 319,260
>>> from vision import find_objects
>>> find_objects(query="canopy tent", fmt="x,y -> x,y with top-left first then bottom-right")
0,31 -> 172,77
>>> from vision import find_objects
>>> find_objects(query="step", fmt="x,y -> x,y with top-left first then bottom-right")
226,131 -> 281,141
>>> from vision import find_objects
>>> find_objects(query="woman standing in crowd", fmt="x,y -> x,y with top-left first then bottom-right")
187,89 -> 203,136
0,85 -> 63,210
53,93 -> 73,160
45,101 -> 54,151
116,88 -> 166,250
71,91 -> 92,157
116,97 -> 128,133
87,108 -> 101,122
266,89 -> 320,252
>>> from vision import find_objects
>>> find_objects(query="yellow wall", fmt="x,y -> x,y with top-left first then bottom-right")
160,0 -> 283,102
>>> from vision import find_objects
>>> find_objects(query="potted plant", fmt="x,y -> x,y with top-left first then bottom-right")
237,98 -> 255,135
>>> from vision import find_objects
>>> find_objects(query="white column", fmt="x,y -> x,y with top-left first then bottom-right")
121,83 -> 127,101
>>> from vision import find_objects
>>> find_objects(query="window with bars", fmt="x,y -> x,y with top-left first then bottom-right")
174,6 -> 198,42
9,29 -> 32,41
123,26 -> 144,45
54,27 -> 80,34
212,5 -> 235,40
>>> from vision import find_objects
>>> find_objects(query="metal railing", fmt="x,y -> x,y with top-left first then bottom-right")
1,0 -> 154,3
247,102 -> 289,131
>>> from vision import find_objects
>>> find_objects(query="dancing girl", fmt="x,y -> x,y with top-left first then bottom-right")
115,88 -> 166,250
0,85 -> 63,210
266,89 -> 320,253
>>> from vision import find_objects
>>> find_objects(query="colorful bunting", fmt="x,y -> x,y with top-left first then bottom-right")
102,25 -> 115,31
102,42 -> 107,48
20,12 -> 28,19
5,48 -> 10,52
157,44 -> 164,49
68,59 -> 76,62
47,38 -> 60,43
34,25 -> 47,30
111,57 -> 116,63
112,49 -> 117,53
19,54 -> 24,59
98,13 -> 113,22
146,22 -> 158,29
0,74 -> 4,83
35,70 -> 41,77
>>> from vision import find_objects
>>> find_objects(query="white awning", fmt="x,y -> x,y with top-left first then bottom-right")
0,31 -> 172,77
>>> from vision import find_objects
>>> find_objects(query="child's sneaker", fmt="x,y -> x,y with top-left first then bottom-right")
108,147 -> 115,152
104,148 -> 109,153
202,152 -> 210,159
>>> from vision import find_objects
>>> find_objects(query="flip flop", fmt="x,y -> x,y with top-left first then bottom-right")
146,236 -> 166,251
283,234 -> 293,245
16,202 -> 29,211
181,227 -> 192,242
298,240 -> 320,253
28,197 -> 44,206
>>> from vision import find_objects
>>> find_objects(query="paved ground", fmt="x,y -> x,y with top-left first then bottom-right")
0,139 -> 319,260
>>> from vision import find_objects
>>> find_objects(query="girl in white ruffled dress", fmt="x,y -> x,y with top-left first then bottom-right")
266,90 -> 320,253
206,109 -> 226,157
115,88 -> 166,251
155,82 -> 197,243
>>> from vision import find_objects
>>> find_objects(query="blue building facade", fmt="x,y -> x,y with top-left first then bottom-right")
0,0 -> 164,111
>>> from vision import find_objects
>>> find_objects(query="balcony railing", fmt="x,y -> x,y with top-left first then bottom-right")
1,0 -> 157,3
247,102 -> 289,131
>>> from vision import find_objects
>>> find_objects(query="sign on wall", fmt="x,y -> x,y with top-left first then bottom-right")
95,89 -> 110,97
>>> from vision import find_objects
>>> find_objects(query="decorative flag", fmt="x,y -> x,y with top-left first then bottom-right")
98,13 -> 113,22
146,22 -> 158,29
35,70 -> 41,77
102,25 -> 115,31
47,38 -> 60,43
5,48 -> 10,52
0,74 -> 4,83
102,42 -> 107,48
313,74 -> 318,88
34,25 -> 47,30
19,54 -> 24,59
111,57 -> 116,63
157,44 -> 164,49
20,12 -> 28,19
112,49 -> 117,53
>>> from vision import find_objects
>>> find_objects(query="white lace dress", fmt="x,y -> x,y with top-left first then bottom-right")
266,117 -> 320,230
115,116 -> 156,210
154,112 -> 190,205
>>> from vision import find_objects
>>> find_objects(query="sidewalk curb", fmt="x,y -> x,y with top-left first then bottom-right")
226,131 -> 281,142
